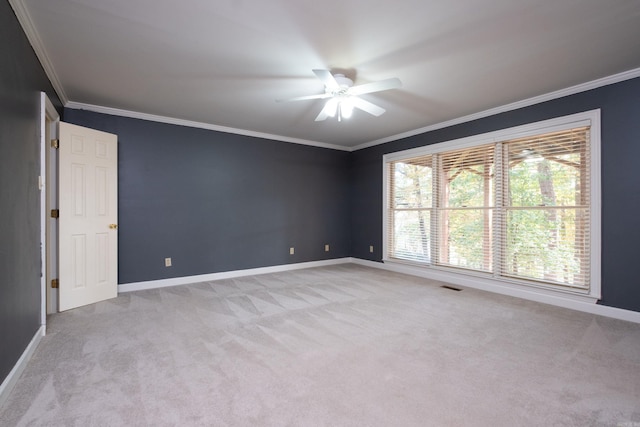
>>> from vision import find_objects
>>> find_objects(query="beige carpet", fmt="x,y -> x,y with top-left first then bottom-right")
1,264 -> 639,426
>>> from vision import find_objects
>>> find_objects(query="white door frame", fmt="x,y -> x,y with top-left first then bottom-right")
40,92 -> 60,324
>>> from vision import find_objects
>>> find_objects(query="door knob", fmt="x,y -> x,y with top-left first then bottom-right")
109,224 -> 118,229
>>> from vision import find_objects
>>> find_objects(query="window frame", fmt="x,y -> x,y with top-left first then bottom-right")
383,110 -> 601,302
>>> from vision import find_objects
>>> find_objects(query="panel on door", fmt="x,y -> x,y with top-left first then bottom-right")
59,122 -> 118,311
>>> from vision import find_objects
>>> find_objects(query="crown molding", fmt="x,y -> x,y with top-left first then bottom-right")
67,67 -> 640,153
353,67 -> 640,151
9,0 -> 68,104
65,102 -> 350,151
10,0 -> 639,153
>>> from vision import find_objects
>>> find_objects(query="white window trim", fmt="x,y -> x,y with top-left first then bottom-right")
383,109 -> 601,304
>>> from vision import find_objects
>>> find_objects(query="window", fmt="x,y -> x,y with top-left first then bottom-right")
384,111 -> 600,298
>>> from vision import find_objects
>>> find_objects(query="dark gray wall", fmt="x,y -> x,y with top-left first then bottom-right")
63,110 -> 351,283
351,76 -> 640,312
0,1 -> 62,383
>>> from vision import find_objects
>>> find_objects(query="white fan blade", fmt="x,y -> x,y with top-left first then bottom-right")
351,97 -> 386,116
276,93 -> 331,103
315,98 -> 339,121
312,69 -> 340,90
349,77 -> 402,96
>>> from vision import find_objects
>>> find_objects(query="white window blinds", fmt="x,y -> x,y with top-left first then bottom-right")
385,115 -> 596,294
502,126 -> 590,289
389,155 -> 433,263
436,143 -> 495,272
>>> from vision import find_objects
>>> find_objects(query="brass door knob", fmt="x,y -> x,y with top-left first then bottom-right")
109,224 -> 118,229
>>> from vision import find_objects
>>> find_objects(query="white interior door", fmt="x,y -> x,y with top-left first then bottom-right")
58,122 -> 118,311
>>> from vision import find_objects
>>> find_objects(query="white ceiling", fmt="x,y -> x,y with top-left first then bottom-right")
13,0 -> 640,150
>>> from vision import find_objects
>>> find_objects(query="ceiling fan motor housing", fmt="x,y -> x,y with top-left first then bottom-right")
330,74 -> 353,95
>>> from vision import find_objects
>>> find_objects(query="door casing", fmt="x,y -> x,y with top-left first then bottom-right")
40,92 -> 59,321
40,93 -> 119,316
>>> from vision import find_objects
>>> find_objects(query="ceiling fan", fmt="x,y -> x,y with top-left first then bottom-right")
277,69 -> 402,122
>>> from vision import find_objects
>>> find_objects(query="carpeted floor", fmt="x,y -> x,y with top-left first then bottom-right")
1,264 -> 639,426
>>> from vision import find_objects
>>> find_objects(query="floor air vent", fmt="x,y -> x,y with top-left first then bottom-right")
441,285 -> 462,292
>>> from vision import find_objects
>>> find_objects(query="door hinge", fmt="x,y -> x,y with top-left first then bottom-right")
51,139 -> 59,149
51,279 -> 59,289
51,209 -> 59,218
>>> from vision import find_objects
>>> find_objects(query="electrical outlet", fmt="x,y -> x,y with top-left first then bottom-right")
325,244 -> 330,252
165,257 -> 172,267
289,247 -> 295,255
369,245 -> 374,253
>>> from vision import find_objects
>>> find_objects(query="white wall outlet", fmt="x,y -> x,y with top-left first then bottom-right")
325,244 -> 330,252
289,247 -> 295,255
369,245 -> 374,253
165,257 -> 172,267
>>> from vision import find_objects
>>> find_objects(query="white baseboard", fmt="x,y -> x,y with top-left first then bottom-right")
118,256 -> 640,324
0,325 -> 45,410
351,258 -> 640,324
118,258 -> 353,293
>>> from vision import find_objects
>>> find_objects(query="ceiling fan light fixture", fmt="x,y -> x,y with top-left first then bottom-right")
325,98 -> 339,117
280,69 -> 402,122
340,98 -> 354,119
